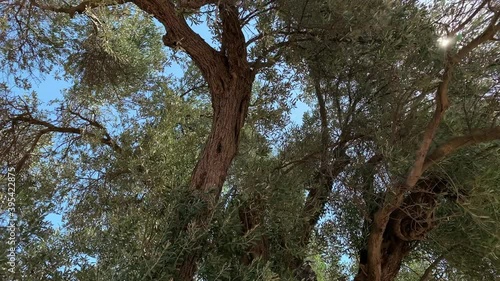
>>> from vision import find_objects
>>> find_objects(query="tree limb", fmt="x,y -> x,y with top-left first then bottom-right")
15,129 -> 46,172
423,126 -> 500,171
178,0 -> 234,10
405,62 -> 453,188
365,9 -> 500,281
449,0 -> 488,36
419,254 -> 445,281
132,0 -> 230,96
11,115 -> 122,153
406,10 -> 499,188
29,0 -> 129,17
455,11 -> 500,61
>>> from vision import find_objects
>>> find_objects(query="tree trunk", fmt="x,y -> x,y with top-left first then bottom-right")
354,178 -> 448,281
238,195 -> 270,265
131,1 -> 254,279
354,232 -> 411,281
190,78 -> 253,196
177,70 -> 254,280
353,224 -> 401,281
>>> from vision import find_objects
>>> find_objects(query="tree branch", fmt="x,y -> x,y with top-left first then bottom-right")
29,0 -> 129,17
405,62 -> 453,188
449,0 -> 488,36
15,129 -> 46,172
11,115 -> 122,153
455,11 -> 500,61
419,254 -> 445,281
178,0 -> 233,10
365,10 -> 500,281
405,10 -> 499,188
132,0 -> 230,96
423,126 -> 500,171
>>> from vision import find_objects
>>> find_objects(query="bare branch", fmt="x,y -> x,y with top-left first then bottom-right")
11,115 -> 122,153
241,3 -> 275,27
179,82 -> 208,98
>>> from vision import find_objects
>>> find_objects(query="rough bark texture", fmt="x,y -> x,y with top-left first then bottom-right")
177,81 -> 252,279
131,1 -> 254,279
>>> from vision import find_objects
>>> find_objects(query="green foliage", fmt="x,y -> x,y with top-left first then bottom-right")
1,0 -> 499,280
65,6 -> 166,90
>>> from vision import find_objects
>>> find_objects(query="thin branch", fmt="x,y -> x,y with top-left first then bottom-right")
419,253 -> 447,281
274,134 -> 365,173
314,76 -> 329,151
15,129 -> 46,172
11,115 -> 122,153
299,76 -> 350,247
241,4 -> 275,27
67,108 -> 104,130
251,37 -> 310,70
177,0 -> 220,10
245,32 -> 264,47
449,0 -> 488,36
274,151 -> 321,173
405,62 -> 453,188
179,83 -> 207,98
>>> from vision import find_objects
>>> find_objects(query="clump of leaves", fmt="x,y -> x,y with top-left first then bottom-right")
76,31 -> 130,86
66,7 -> 165,90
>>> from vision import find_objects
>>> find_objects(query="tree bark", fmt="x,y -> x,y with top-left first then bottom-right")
131,1 -> 255,279
177,77 -> 253,279
419,254 -> 445,281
